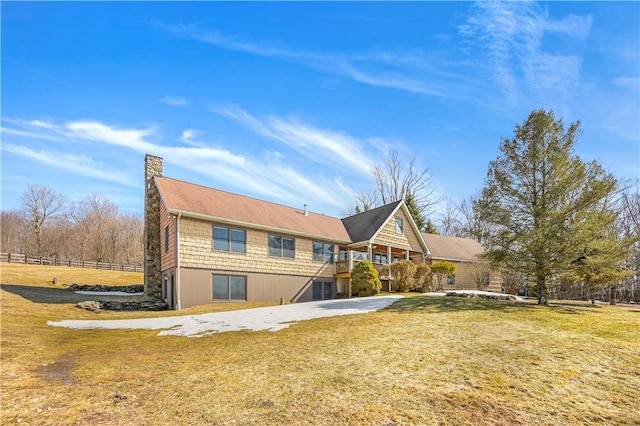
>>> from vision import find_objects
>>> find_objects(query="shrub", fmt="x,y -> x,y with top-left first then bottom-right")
430,260 -> 457,291
389,260 -> 417,292
415,263 -> 433,292
351,260 -> 382,297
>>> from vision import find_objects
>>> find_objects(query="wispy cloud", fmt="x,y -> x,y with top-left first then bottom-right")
1,117 -> 362,212
458,1 -> 591,109
160,95 -> 188,107
613,77 -> 640,91
158,22 -> 469,101
214,105 -> 379,175
2,144 -> 135,186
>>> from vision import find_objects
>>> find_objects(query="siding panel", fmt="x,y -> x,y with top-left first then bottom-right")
373,208 -> 424,252
179,217 -> 335,277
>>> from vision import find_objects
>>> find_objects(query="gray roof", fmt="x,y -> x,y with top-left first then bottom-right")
341,200 -> 403,243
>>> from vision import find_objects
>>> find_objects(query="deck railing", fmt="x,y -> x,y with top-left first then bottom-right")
333,250 -> 390,278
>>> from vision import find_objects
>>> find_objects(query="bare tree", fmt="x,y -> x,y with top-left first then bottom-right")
20,184 -> 65,256
0,210 -> 28,253
456,193 -> 497,245
352,191 -> 380,214
372,149 -> 441,217
438,197 -> 462,236
70,193 -> 119,262
118,212 -> 144,265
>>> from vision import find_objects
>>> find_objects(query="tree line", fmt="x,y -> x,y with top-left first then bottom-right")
1,186 -> 143,266
353,109 -> 639,304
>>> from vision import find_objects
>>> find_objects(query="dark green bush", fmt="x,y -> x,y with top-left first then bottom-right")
351,260 -> 382,297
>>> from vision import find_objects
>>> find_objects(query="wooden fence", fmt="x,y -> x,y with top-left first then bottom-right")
0,253 -> 143,273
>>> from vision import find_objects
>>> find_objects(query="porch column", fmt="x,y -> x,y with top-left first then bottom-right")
405,249 -> 410,260
387,246 -> 393,292
367,243 -> 373,261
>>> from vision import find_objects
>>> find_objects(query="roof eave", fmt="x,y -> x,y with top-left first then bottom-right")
429,255 -> 485,263
368,201 -> 430,254
166,208 -> 352,245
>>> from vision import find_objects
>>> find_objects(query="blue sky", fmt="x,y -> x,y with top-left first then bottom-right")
2,2 -> 639,219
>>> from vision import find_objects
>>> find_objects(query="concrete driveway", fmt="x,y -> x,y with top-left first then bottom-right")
48,295 -> 403,338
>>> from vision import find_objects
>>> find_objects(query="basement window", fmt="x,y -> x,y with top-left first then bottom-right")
212,274 -> 247,301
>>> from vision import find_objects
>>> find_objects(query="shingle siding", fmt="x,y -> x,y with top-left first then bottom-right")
374,208 -> 424,253
178,217 -> 335,278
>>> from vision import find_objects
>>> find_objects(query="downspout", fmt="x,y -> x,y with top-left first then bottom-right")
176,212 -> 182,310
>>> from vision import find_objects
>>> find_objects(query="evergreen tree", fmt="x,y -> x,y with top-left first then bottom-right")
478,109 -> 619,305
405,192 -> 426,231
423,219 -> 439,234
565,208 -> 632,305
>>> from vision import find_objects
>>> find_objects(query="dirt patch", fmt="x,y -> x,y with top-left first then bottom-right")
37,354 -> 75,384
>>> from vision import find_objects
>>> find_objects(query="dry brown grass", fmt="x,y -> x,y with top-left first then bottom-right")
2,264 -> 639,425
0,263 -> 144,288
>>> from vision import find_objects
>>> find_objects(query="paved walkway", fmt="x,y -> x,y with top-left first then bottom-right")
48,295 -> 403,338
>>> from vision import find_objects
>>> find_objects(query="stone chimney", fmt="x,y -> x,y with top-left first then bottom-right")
144,154 -> 163,297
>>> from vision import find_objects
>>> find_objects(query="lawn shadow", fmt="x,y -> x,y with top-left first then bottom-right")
1,284 -> 141,305
384,295 -> 588,315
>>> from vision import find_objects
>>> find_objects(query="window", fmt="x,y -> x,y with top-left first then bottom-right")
164,226 -> 169,253
313,242 -> 334,263
374,253 -> 388,264
213,225 -> 246,253
212,274 -> 247,300
269,234 -> 295,258
447,274 -> 456,285
312,281 -> 333,300
231,229 -> 246,253
482,272 -> 490,287
395,218 -> 404,234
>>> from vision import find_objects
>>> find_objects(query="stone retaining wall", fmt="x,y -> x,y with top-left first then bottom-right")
69,284 -> 144,293
77,299 -> 168,312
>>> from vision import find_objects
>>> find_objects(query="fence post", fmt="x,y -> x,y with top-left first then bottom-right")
7,253 -> 10,263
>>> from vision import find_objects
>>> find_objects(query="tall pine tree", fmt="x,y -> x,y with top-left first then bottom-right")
405,192 -> 426,231
478,109 -> 619,305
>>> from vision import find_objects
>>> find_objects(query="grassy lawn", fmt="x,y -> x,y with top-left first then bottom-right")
2,264 -> 639,425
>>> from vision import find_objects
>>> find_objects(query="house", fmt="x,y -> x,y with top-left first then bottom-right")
143,154 -> 498,309
422,233 -> 501,292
